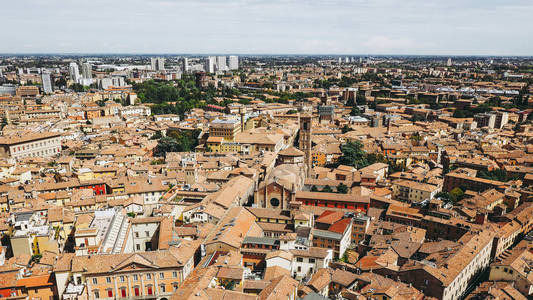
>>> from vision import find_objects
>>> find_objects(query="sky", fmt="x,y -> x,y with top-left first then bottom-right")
1,0 -> 532,55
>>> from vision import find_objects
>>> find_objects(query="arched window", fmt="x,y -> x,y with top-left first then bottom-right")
270,198 -> 280,207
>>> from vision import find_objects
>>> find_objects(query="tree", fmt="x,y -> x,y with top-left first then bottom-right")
223,280 -> 236,290
449,187 -> 464,204
337,183 -> 349,194
70,83 -> 87,92
339,251 -> 349,263
350,106 -> 361,116
322,185 -> 333,193
55,78 -> 67,88
337,141 -> 385,169
153,129 -> 201,157
0,117 -> 7,131
435,191 -> 451,203
151,131 -> 163,140
356,93 -> 367,105
370,99 -> 377,110
341,125 -> 352,134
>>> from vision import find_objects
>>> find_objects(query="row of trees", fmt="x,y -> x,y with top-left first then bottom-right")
310,183 -> 349,194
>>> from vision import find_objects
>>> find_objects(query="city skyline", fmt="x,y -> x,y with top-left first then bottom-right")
2,0 -> 532,56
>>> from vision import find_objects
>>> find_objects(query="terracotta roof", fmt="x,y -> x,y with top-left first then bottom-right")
16,274 -> 54,288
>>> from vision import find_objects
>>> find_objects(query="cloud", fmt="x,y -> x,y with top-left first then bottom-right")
362,36 -> 416,54
0,0 -> 532,55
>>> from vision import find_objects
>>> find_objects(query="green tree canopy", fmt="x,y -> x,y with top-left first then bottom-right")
322,185 -> 333,193
337,141 -> 377,169
450,187 -> 465,204
154,129 -> 200,157
337,183 -> 349,194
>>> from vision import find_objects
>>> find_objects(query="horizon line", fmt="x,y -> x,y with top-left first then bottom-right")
0,53 -> 532,58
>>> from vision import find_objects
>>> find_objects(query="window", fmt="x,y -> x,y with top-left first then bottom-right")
296,257 -> 303,262
136,244 -> 141,251
92,278 -> 98,284
147,286 -> 153,295
135,232 -> 139,238
159,272 -> 164,279
146,273 -> 152,280
173,271 -> 178,278
133,274 -> 138,281
106,277 -> 111,283
134,287 -> 140,296
160,284 -> 166,293
107,290 -> 113,297
145,231 -> 150,237
309,258 -> 315,263
120,287 -> 127,298
94,290 -> 100,298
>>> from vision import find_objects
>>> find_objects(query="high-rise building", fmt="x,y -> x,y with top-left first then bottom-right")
69,62 -> 80,83
205,56 -> 216,73
81,63 -> 92,79
447,58 -> 452,66
151,57 -> 165,71
216,56 -> 227,72
183,57 -> 189,73
228,56 -> 239,70
98,78 -> 113,90
41,72 -> 53,94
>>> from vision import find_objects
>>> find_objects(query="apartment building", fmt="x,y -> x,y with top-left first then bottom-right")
55,241 -> 200,300
352,213 -> 371,244
474,113 -> 496,128
209,119 -> 241,141
15,85 -> 39,97
312,225 -> 352,259
295,191 -> 370,212
265,247 -> 333,280
444,171 -> 505,193
391,179 -> 440,203
0,132 -> 62,159
23,109 -> 62,119
489,240 -> 533,296
402,230 -> 494,300
129,217 -> 164,252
